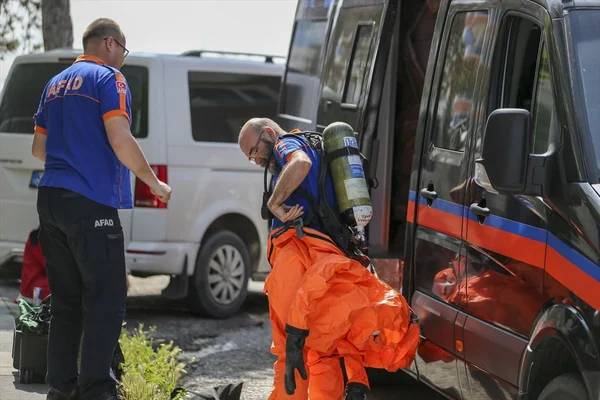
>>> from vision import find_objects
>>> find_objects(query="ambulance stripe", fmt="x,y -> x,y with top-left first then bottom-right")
406,190 -> 600,310
416,203 -> 463,238
466,218 -> 546,268
466,210 -> 547,243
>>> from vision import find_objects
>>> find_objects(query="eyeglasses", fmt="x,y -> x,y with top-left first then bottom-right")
104,36 -> 129,58
248,130 -> 266,164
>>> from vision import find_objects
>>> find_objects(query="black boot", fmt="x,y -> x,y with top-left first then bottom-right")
345,382 -> 369,400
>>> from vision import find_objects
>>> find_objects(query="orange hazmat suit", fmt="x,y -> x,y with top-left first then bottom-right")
265,226 -> 420,399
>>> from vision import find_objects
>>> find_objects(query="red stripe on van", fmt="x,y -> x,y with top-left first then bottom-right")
466,219 -> 546,269
416,204 -> 463,238
546,246 -> 600,310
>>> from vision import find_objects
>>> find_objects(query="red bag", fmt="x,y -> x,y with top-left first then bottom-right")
19,228 -> 50,301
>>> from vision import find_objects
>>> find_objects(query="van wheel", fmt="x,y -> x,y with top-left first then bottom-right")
188,231 -> 250,318
538,373 -> 588,400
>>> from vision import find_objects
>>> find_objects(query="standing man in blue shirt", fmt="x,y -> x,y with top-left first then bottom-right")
31,18 -> 171,400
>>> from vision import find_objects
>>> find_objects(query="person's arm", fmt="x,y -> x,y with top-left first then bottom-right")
104,116 -> 171,203
267,150 -> 312,222
99,71 -> 171,203
32,88 -> 48,161
32,132 -> 47,161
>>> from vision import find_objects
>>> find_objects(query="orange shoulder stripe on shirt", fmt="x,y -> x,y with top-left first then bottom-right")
34,125 -> 48,135
114,72 -> 127,113
102,109 -> 129,122
285,149 -> 300,163
74,55 -> 106,65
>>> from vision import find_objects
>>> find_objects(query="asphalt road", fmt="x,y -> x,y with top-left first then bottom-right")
1,275 -> 445,399
125,276 -> 445,400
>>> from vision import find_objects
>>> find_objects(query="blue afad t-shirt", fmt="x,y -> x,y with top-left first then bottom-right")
33,55 -> 133,209
271,134 -> 337,231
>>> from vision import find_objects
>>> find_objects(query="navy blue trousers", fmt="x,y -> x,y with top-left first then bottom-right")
37,187 -> 126,399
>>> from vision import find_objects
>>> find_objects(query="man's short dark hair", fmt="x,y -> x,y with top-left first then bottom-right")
82,18 -> 124,49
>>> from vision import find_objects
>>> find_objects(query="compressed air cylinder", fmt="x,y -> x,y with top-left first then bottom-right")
322,122 -> 373,231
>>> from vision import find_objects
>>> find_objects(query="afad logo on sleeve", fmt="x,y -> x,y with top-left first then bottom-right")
116,80 -> 127,94
274,141 -> 288,159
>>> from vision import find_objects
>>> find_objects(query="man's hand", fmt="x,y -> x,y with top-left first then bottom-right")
267,151 -> 311,222
268,203 -> 303,223
151,180 -> 172,204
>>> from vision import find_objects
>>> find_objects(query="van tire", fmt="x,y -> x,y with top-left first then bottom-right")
188,231 -> 250,318
538,373 -> 588,400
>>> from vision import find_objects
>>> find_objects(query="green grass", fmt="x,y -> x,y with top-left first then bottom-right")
119,325 -> 187,400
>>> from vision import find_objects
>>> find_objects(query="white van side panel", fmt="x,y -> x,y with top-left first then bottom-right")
162,61 -> 269,273
130,57 -> 169,242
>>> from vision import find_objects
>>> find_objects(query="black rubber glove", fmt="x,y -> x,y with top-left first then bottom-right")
345,382 -> 369,400
284,324 -> 309,395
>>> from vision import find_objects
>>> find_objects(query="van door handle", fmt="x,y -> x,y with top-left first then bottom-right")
420,187 -> 438,206
470,202 -> 490,223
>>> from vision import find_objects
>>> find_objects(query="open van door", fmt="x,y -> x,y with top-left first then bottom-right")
278,0 -> 338,131
315,2 -> 398,254
315,0 -> 397,144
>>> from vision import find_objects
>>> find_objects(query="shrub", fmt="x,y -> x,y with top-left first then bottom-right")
119,325 -> 187,400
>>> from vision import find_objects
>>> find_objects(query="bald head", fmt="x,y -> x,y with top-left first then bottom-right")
81,18 -> 127,68
83,18 -> 124,49
239,118 -> 284,154
239,118 -> 285,167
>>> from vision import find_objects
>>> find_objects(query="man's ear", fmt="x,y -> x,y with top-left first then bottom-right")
264,126 -> 277,139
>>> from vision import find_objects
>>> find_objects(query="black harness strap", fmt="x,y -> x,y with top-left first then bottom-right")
261,131 -> 355,253
261,151 -> 275,223
323,146 -> 362,165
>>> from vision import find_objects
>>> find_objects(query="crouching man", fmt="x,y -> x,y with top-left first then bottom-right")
238,118 -> 419,400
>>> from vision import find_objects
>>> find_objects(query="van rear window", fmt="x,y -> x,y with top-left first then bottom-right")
0,62 -> 148,138
0,63 -> 66,134
187,72 -> 280,143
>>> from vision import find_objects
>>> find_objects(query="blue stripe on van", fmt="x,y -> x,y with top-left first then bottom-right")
408,190 -> 600,284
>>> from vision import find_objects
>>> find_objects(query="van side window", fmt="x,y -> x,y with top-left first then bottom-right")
342,23 -> 374,106
121,65 -> 149,139
532,45 -> 556,154
320,7 -> 381,107
491,16 -> 541,112
432,11 -> 488,152
187,72 -> 279,143
488,16 -> 554,153
0,63 -> 67,135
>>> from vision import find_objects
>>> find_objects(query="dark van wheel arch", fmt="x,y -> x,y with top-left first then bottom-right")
538,373 -> 588,400
188,231 -> 250,318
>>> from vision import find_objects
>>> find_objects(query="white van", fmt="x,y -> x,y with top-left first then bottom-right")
0,49 -> 282,317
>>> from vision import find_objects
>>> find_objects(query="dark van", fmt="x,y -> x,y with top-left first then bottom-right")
279,1 -> 600,399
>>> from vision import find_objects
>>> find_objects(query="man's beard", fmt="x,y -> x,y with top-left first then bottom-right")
268,158 -> 277,174
263,140 -> 277,173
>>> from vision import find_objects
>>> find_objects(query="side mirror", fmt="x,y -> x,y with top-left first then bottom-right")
478,109 -> 538,195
